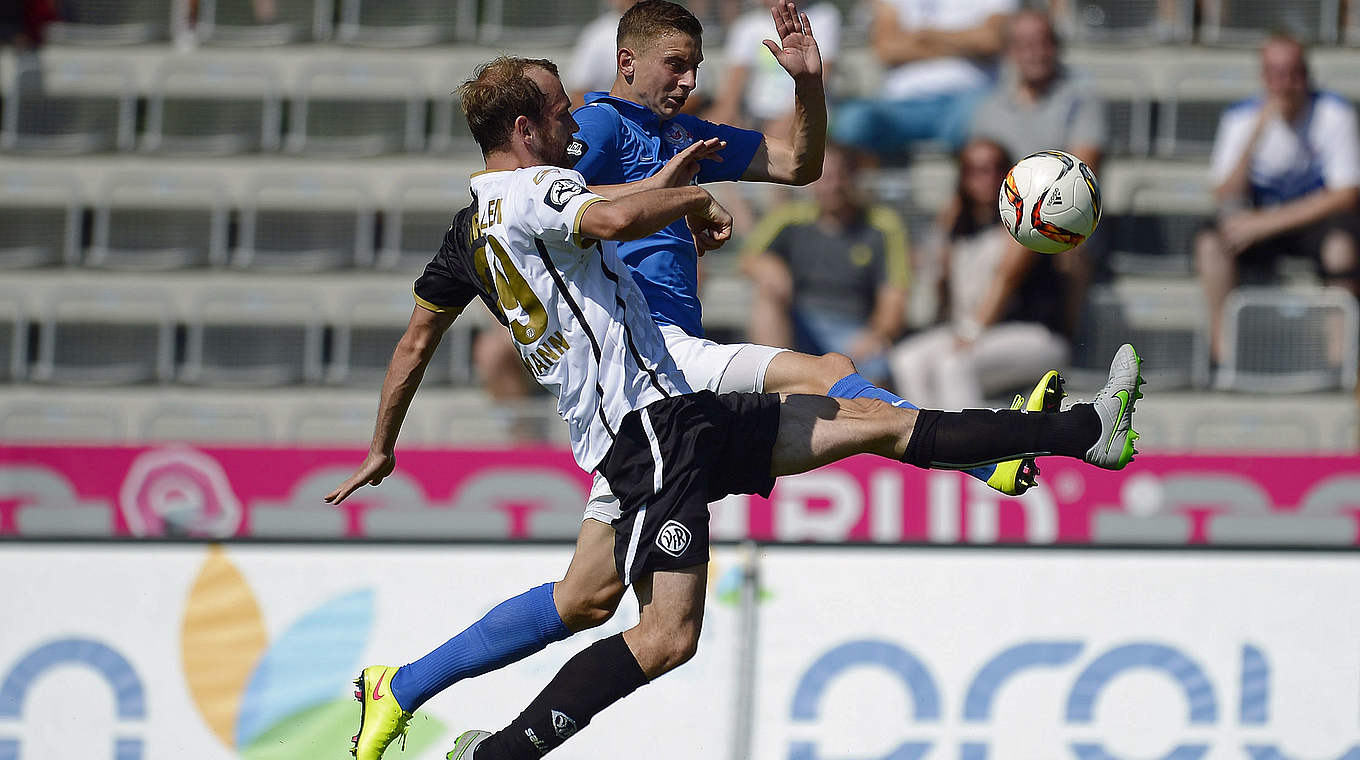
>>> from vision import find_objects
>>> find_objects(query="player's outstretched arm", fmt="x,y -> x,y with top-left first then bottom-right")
742,1 -> 826,186
579,185 -> 732,252
325,305 -> 460,505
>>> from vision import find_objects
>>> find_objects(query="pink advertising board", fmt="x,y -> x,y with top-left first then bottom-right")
1,444 -> 1357,544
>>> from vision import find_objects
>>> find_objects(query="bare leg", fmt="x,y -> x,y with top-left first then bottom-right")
1195,228 -> 1236,363
620,565 -> 707,678
553,519 -> 626,632
762,349 -> 857,394
770,395 -> 915,475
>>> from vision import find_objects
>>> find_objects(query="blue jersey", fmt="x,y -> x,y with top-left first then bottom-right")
572,92 -> 764,337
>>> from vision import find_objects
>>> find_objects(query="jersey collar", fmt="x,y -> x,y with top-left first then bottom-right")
582,91 -> 662,130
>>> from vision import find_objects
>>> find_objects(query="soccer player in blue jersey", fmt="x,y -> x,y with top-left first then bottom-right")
566,1 -> 1050,499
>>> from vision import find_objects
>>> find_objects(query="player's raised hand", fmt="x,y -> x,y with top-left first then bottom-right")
653,137 -> 726,188
687,193 -> 733,255
324,450 -> 396,505
763,2 -> 822,82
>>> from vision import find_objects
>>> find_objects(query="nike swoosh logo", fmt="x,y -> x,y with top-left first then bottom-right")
371,670 -> 389,702
1105,390 -> 1130,456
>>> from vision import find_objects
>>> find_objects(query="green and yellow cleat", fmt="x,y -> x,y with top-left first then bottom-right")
986,369 -> 1068,495
351,665 -> 413,760
1082,344 -> 1144,470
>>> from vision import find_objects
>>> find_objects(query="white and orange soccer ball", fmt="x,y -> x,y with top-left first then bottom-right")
998,149 -> 1102,254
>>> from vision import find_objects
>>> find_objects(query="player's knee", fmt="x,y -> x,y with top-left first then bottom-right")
555,581 -> 625,632
814,352 -> 857,391
653,621 -> 702,672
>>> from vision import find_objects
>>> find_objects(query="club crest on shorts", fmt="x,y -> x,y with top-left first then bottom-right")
656,519 -> 692,557
551,710 -> 578,740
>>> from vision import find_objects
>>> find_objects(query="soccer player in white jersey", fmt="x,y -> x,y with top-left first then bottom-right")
328,57 -> 1146,760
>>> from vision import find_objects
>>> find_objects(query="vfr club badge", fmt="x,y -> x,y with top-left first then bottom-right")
545,178 -> 585,211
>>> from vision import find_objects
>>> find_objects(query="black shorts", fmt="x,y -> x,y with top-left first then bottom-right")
595,390 -> 781,586
1237,212 -> 1360,282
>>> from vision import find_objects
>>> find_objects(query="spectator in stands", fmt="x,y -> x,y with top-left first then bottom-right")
565,0 -> 644,107
706,0 -> 841,135
472,329 -> 547,441
831,0 -> 1016,156
741,144 -> 909,385
1195,33 -> 1360,364
971,9 -> 1104,167
888,137 -> 1070,409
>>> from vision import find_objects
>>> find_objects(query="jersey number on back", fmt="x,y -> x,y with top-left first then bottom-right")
474,235 -> 549,345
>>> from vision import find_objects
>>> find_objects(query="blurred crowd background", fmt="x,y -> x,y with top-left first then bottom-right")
1,0 -> 1358,454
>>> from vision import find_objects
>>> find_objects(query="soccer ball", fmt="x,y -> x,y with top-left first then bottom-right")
998,150 -> 1102,254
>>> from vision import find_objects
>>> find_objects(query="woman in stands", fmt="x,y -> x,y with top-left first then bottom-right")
888,137 -> 1071,409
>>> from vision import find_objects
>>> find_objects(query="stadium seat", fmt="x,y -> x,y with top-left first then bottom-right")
429,89 -> 477,155
0,169 -> 82,268
0,291 -> 25,383
478,0 -> 602,43
1107,174 -> 1215,276
1071,285 -> 1210,390
0,400 -> 126,441
289,402 -> 427,444
45,0 -> 177,44
1059,0 -> 1193,44
1217,287 -> 1359,393
143,59 -> 282,155
1073,62 -> 1154,157
336,0 -> 475,45
1200,0 -> 1340,45
1157,65 -> 1257,157
378,174 -> 470,271
234,173 -> 375,270
329,291 -> 459,386
1,59 -> 137,154
32,289 -> 176,385
88,171 -> 230,270
196,0 -> 333,45
286,60 -> 427,156
182,291 -> 325,386
141,402 -> 275,441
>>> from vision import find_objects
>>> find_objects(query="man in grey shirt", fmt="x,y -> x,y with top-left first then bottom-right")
971,9 -> 1104,168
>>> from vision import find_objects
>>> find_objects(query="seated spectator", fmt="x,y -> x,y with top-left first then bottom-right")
706,0 -> 841,135
888,137 -> 1070,409
972,8 -> 1101,322
832,0 -> 1015,156
1195,33 -> 1360,364
971,9 -> 1104,167
741,144 -> 909,385
565,0 -> 643,107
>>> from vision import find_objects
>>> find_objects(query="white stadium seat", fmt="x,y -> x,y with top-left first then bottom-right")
234,172 -> 376,271
286,60 -> 427,156
33,288 -> 176,385
1218,287 -> 1360,393
182,291 -> 325,386
0,169 -> 82,268
88,171 -> 230,270
143,58 -> 283,155
336,0 -> 475,46
196,0 -> 333,45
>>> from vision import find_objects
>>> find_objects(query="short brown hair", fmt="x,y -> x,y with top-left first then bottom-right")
617,0 -> 702,51
458,56 -> 560,154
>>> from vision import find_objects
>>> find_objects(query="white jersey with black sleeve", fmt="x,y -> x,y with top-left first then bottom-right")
467,166 -> 691,471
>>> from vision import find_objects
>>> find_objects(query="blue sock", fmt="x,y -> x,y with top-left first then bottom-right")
390,582 -> 571,712
826,372 -> 998,482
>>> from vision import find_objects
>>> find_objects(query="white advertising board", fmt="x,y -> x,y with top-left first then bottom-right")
751,549 -> 1360,760
0,544 -> 743,760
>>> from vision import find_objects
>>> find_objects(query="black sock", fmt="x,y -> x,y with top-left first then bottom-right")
474,633 -> 649,760
902,406 -> 1099,469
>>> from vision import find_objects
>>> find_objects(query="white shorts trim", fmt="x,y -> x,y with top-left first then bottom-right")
657,322 -> 787,394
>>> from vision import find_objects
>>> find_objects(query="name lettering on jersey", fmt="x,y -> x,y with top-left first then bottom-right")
521,330 -> 572,376
473,198 -> 504,237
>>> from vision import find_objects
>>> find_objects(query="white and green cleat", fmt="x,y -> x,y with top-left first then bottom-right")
446,730 -> 492,760
1082,343 -> 1144,470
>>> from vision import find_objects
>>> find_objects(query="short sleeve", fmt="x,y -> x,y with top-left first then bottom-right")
741,201 -> 813,261
520,167 -> 608,249
1067,89 -> 1106,151
1321,99 -> 1360,190
570,103 -> 622,184
413,205 -> 481,314
676,115 -> 764,182
1209,104 -> 1256,186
